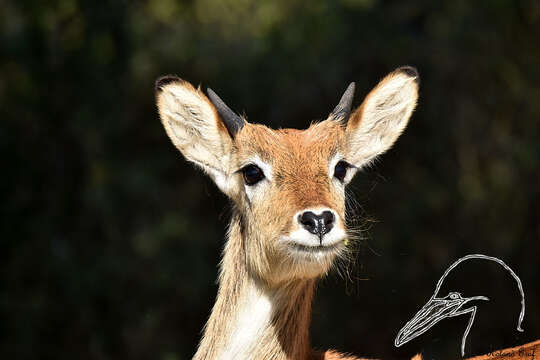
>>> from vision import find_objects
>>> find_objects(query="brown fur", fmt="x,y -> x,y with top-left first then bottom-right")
411,339 -> 540,360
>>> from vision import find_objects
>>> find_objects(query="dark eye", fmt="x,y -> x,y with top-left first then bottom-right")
242,164 -> 265,186
333,161 -> 350,182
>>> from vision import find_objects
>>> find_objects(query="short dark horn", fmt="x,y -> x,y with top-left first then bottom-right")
330,82 -> 355,123
207,88 -> 245,137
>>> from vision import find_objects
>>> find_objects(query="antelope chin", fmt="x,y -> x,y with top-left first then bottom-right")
280,240 -> 345,279
288,242 -> 345,270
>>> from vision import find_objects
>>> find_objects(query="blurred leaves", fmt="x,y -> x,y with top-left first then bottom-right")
1,0 -> 539,359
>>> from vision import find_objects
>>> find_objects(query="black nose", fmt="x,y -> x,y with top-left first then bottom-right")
298,211 -> 335,240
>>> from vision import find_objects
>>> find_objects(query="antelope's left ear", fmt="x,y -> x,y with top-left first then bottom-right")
155,76 -> 244,195
345,66 -> 419,167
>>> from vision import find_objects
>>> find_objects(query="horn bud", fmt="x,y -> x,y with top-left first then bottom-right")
330,82 -> 355,123
207,88 -> 245,137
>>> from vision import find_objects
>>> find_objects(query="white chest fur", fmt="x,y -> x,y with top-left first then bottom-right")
218,287 -> 274,360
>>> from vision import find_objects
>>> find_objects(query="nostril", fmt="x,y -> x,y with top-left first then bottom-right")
299,212 -> 318,234
321,211 -> 334,227
321,211 -> 334,234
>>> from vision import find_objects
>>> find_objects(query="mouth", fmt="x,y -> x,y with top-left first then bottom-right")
279,226 -> 348,260
287,239 -> 345,255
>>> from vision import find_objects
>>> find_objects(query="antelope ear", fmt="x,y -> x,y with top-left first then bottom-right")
345,66 -> 419,167
155,76 -> 241,194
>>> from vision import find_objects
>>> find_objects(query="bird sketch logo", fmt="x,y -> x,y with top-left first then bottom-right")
394,254 -> 526,357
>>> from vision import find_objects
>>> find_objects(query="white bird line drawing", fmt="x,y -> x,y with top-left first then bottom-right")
394,254 -> 525,357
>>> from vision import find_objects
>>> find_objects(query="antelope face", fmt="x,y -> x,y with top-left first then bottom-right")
156,67 -> 419,284
231,122 -> 350,281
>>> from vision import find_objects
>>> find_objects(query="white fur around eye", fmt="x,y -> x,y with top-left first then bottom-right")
328,153 -> 357,185
242,157 -> 273,201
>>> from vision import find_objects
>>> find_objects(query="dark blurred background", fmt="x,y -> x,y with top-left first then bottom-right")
2,0 -> 539,359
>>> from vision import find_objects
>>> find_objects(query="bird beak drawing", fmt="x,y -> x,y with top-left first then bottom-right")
394,254 -> 526,357
395,294 -> 489,350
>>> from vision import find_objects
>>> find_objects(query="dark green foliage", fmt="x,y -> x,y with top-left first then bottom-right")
1,1 -> 539,359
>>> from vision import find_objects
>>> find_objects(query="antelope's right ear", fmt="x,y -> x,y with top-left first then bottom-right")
155,76 -> 243,194
345,67 -> 419,168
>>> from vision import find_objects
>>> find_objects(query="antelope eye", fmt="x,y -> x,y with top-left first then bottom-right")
333,161 -> 350,182
242,164 -> 265,186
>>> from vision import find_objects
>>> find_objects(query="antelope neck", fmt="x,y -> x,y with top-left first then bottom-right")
193,214 -> 317,360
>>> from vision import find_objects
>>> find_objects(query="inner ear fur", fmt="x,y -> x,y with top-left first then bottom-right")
346,66 -> 419,167
155,76 -> 235,184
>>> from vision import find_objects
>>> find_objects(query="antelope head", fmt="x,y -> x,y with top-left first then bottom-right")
155,67 -> 419,286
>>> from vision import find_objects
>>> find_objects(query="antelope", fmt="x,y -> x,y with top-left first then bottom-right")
155,68 -> 539,360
